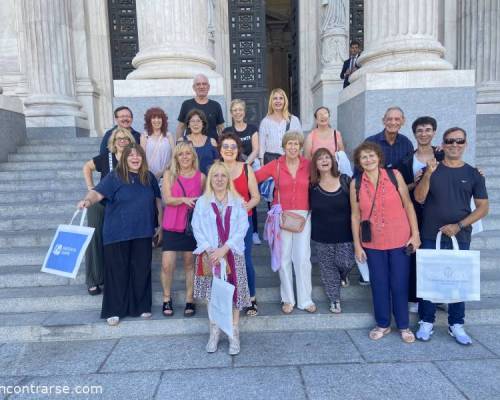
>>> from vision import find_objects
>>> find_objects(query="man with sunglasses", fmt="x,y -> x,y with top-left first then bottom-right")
414,127 -> 489,345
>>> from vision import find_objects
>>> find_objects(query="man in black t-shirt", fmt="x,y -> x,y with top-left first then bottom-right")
414,127 -> 489,346
176,74 -> 224,141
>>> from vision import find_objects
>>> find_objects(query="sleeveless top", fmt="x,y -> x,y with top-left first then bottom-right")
310,128 -> 340,155
143,133 -> 172,178
232,164 -> 252,216
192,135 -> 218,175
358,169 -> 410,250
162,171 -> 202,232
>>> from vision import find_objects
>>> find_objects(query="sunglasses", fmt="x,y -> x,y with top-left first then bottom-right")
222,143 -> 238,150
444,138 -> 466,145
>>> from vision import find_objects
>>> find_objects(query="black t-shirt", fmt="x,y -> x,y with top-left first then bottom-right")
222,124 -> 258,158
421,163 -> 488,243
309,183 -> 353,243
177,99 -> 224,141
93,152 -> 118,181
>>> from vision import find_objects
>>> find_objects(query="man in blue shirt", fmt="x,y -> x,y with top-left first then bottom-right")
99,106 -> 141,155
365,106 -> 414,170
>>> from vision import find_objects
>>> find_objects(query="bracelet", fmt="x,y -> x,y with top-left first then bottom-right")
457,221 -> 465,230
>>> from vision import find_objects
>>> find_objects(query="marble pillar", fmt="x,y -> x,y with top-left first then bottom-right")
312,0 -> 349,126
338,0 -> 476,163
457,0 -> 500,114
20,0 -> 88,137
127,0 -> 219,80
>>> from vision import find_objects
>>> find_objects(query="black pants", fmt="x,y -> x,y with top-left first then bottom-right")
408,253 -> 418,302
101,238 -> 152,319
85,202 -> 105,288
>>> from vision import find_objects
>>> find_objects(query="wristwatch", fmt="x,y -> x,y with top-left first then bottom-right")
457,221 -> 465,230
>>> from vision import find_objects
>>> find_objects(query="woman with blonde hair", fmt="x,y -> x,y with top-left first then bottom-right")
161,141 -> 205,317
82,127 -> 135,296
258,88 -> 302,165
192,161 -> 251,355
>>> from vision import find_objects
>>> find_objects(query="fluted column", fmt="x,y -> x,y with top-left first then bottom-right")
127,0 -> 218,79
350,0 -> 452,82
20,0 -> 86,120
458,0 -> 500,104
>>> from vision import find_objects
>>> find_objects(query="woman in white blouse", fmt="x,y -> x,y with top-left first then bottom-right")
259,88 -> 302,165
192,161 -> 251,355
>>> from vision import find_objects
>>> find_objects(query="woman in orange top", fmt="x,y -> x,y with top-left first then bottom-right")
219,132 -> 261,316
350,142 -> 420,343
304,106 -> 345,159
255,131 -> 315,314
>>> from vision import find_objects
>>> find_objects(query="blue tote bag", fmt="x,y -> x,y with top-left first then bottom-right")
41,209 -> 95,279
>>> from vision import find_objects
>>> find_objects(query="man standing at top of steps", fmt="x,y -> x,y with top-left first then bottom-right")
99,106 -> 141,155
414,126 -> 489,345
176,74 -> 225,141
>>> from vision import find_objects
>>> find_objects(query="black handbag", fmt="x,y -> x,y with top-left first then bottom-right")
176,178 -> 194,237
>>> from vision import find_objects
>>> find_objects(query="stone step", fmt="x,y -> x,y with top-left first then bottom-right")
0,179 -> 87,191
470,230 -> 500,250
0,191 -> 82,206
0,169 -> 94,182
474,145 -> 500,157
8,152 -> 95,162
482,213 -> 500,230
17,144 -> 98,154
0,202 -> 78,218
0,160 -> 85,171
2,297 -> 500,343
475,156 -> 499,166
25,137 -> 102,145
477,138 -> 500,148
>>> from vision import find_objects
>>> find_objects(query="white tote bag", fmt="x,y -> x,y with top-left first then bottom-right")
208,259 -> 235,338
335,151 -> 353,177
41,209 -> 95,279
416,232 -> 480,303
356,259 -> 370,282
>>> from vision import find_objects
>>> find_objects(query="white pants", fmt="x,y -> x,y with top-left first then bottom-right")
279,210 -> 313,309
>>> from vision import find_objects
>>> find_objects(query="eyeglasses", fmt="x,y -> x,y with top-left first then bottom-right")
115,137 -> 131,142
189,119 -> 203,124
222,143 -> 238,150
444,138 -> 466,145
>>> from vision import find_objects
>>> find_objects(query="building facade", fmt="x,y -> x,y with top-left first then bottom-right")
0,0 -> 498,137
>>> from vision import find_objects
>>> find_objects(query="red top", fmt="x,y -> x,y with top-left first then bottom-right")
255,156 -> 310,211
358,169 -> 410,250
232,164 -> 252,216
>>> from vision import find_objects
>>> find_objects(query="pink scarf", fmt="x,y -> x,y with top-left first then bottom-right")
264,204 -> 282,272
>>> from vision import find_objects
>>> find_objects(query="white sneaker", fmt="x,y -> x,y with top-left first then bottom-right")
416,321 -> 433,341
252,232 -> 262,245
106,316 -> 120,326
408,302 -> 419,313
448,324 -> 472,345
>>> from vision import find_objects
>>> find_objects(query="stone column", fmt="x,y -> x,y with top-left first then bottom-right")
457,0 -> 500,107
20,0 -> 88,136
127,0 -> 218,79
350,0 -> 452,82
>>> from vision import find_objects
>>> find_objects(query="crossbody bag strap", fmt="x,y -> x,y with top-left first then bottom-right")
366,170 -> 380,221
108,152 -> 113,172
333,129 -> 338,151
276,159 -> 281,204
176,176 -> 187,196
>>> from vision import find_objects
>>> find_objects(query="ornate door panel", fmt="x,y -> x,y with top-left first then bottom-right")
228,0 -> 267,125
107,0 -> 139,80
349,0 -> 364,46
289,0 -> 299,116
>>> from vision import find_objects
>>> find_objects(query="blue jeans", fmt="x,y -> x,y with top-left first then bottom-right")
418,238 -> 470,326
364,247 -> 410,329
244,216 -> 256,297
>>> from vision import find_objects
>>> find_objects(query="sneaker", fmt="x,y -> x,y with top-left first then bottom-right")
416,321 -> 434,341
448,324 -> 472,345
329,301 -> 341,314
341,277 -> 350,288
106,316 -> 120,326
359,276 -> 370,286
252,232 -> 262,245
408,302 -> 419,313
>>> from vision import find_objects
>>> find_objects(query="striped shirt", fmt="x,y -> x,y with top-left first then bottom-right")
258,115 -> 302,159
365,130 -> 414,170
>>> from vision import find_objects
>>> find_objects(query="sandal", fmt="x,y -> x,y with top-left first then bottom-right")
305,304 -> 317,313
369,326 -> 391,340
281,303 -> 294,314
184,302 -> 196,317
244,300 -> 258,317
87,286 -> 101,296
162,299 -> 174,317
400,328 -> 416,343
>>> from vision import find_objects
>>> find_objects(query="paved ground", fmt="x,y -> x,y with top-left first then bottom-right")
0,323 -> 499,399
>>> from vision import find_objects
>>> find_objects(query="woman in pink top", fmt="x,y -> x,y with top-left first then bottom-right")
255,131 -> 315,314
161,141 -> 205,318
304,106 -> 345,159
350,142 -> 420,343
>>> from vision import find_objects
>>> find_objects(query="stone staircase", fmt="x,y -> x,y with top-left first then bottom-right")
0,134 -> 499,344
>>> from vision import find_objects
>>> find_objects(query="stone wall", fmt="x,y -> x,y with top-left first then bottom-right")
0,96 -> 26,162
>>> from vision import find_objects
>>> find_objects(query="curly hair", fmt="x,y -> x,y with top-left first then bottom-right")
144,107 -> 168,136
218,132 -> 244,162
353,141 -> 385,171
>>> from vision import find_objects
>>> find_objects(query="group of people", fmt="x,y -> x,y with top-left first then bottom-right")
77,72 -> 489,356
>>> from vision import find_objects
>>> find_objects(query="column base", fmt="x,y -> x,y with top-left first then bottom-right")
312,71 -> 344,127
113,78 -> 227,134
26,115 -> 90,138
337,70 -> 477,163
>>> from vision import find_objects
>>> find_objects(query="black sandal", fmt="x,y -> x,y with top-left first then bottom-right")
162,299 -> 174,317
245,300 -> 258,317
184,302 -> 196,317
